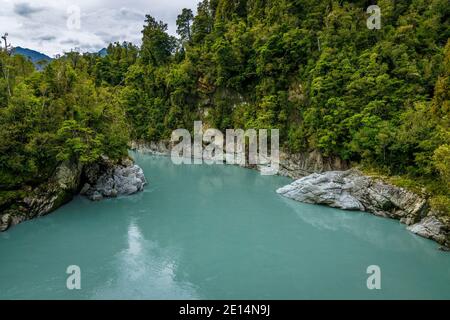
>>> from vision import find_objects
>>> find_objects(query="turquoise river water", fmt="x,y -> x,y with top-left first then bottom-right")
1,152 -> 449,299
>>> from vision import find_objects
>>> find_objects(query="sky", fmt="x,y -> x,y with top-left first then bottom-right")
0,0 -> 199,57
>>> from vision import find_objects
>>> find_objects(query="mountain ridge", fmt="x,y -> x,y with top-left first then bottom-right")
12,47 -> 52,70
12,47 -> 108,70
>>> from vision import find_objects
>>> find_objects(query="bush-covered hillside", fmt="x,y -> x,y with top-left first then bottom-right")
1,0 -> 449,213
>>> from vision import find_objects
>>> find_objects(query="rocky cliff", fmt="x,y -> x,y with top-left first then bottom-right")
0,157 -> 147,232
277,150 -> 349,179
130,141 -> 349,176
277,170 -> 449,249
0,161 -> 82,232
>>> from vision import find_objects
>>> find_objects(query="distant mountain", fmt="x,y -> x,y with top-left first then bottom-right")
11,47 -> 107,70
98,48 -> 108,57
12,47 -> 52,70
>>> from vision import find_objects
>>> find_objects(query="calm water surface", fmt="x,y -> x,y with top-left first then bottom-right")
1,152 -> 449,299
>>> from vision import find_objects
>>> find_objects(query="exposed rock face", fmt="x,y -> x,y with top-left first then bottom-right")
0,157 -> 147,231
277,170 -> 427,219
277,169 -> 449,249
278,151 -> 349,179
81,158 -> 147,201
407,216 -> 448,247
131,141 -> 349,179
130,141 -> 171,156
0,161 -> 82,232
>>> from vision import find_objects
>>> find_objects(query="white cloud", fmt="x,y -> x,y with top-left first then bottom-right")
0,0 -> 199,56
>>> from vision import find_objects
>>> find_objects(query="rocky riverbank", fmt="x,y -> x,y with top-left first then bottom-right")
0,161 -> 82,232
129,140 -> 349,178
80,157 -> 147,201
132,141 -> 449,249
0,157 -> 147,232
277,170 -> 449,250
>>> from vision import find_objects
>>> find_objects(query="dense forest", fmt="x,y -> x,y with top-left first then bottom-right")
1,0 -> 449,214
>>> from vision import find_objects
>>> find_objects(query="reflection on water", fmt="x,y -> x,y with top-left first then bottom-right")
280,197 -> 437,253
0,153 -> 449,300
91,221 -> 199,299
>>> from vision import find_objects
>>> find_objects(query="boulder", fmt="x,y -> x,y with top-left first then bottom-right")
0,213 -> 11,232
277,170 -> 427,219
83,159 -> 147,201
277,169 -> 449,248
91,191 -> 104,201
407,217 -> 447,245
277,172 -> 365,211
80,183 -> 91,195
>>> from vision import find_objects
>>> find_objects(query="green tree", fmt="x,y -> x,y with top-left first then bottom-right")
177,9 -> 194,44
141,15 -> 176,66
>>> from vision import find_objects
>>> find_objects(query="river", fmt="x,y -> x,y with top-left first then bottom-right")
0,152 -> 449,299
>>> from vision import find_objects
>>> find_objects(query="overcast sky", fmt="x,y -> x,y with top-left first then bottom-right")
0,0 -> 199,57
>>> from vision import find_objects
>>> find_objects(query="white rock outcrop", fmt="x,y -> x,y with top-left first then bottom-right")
277,169 -> 449,249
407,217 -> 447,245
81,159 -> 147,201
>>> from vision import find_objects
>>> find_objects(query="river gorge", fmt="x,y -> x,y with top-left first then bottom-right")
0,151 -> 449,299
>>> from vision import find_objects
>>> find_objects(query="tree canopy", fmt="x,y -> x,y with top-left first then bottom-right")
1,0 -> 449,214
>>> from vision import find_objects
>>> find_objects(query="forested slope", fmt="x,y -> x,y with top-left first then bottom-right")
1,0 -> 449,215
